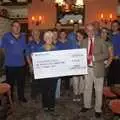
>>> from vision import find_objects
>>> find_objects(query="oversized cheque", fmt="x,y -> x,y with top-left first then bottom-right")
32,48 -> 88,79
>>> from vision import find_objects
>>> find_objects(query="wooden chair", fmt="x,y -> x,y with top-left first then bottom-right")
0,83 -> 13,110
109,99 -> 120,120
110,99 -> 120,114
103,87 -> 117,113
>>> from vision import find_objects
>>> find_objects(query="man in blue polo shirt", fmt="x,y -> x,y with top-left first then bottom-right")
56,29 -> 73,50
56,29 -> 73,96
111,20 -> 120,57
108,20 -> 120,86
0,21 -> 27,103
67,23 -> 79,49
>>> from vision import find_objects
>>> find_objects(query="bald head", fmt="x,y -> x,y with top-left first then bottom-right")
92,21 -> 100,29
85,24 -> 95,38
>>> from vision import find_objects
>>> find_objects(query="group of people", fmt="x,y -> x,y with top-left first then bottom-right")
0,19 -> 120,118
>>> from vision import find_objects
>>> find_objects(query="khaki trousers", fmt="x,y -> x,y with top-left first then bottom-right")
72,76 -> 85,95
83,67 -> 104,112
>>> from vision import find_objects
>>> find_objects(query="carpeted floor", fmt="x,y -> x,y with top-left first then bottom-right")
4,79 -> 116,120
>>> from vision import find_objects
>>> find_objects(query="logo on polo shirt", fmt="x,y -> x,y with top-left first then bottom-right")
10,40 -> 14,44
31,46 -> 35,50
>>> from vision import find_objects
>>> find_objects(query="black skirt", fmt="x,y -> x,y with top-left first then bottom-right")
107,59 -> 120,86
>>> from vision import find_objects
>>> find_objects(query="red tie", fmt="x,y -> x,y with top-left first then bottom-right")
88,38 -> 93,65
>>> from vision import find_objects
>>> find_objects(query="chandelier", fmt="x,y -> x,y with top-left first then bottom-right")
55,0 -> 84,6
75,0 -> 84,6
55,0 -> 64,6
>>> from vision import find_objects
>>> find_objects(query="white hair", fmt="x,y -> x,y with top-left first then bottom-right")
44,31 -> 53,41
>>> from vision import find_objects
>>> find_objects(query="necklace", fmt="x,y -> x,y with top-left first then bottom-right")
44,44 -> 54,51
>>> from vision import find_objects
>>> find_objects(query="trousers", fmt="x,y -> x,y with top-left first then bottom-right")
72,75 -> 85,95
5,66 -> 25,100
41,78 -> 57,108
83,68 -> 104,112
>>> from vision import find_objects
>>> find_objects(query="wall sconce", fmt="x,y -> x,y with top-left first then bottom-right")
100,13 -> 113,24
32,16 -> 42,26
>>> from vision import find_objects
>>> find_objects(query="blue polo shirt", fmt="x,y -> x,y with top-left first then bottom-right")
56,40 -> 73,50
67,32 -> 77,49
112,33 -> 120,56
76,41 -> 80,48
26,40 -> 43,56
0,32 -> 27,67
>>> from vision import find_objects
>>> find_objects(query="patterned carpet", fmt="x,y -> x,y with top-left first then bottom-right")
1,80 -> 117,120
7,98 -> 106,120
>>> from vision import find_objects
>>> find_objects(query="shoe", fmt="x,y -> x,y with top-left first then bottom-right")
48,107 -> 55,112
73,95 -> 81,102
95,112 -> 101,118
19,98 -> 27,103
73,98 -> 81,102
73,98 -> 77,102
80,107 -> 90,112
73,95 -> 77,102
43,107 -> 49,112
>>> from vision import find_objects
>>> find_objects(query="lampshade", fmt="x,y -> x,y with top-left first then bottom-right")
55,0 -> 64,6
75,0 -> 84,6
117,5 -> 120,16
55,0 -> 84,6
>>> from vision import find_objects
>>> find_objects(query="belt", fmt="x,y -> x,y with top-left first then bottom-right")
113,56 -> 120,60
88,66 -> 93,68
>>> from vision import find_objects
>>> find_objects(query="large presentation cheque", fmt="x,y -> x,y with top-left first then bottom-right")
32,48 -> 88,79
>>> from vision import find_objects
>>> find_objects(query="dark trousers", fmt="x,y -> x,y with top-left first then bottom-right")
41,78 -> 57,108
5,66 -> 25,100
107,59 -> 120,86
31,76 -> 42,99
61,76 -> 70,90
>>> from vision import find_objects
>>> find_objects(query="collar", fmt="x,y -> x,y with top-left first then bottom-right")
10,32 -> 21,40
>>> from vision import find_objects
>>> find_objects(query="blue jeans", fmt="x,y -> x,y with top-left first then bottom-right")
56,79 -> 61,99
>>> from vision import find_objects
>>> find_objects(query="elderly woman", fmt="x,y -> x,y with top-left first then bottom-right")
38,31 -> 58,112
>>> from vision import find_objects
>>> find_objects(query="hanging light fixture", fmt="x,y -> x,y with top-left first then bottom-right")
117,0 -> 120,17
55,0 -> 64,6
75,0 -> 84,6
